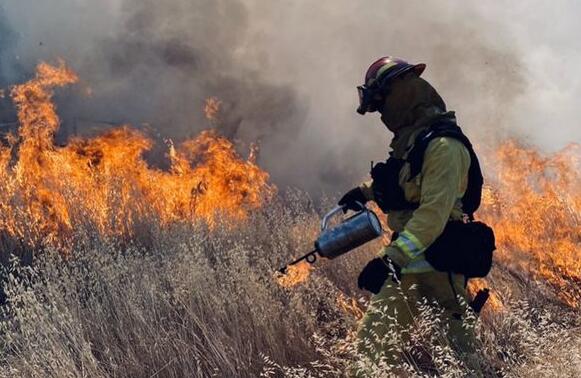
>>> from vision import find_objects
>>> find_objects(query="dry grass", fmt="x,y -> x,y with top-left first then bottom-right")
0,191 -> 579,377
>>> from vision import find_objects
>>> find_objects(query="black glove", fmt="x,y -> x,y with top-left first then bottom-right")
338,187 -> 367,212
357,257 -> 401,294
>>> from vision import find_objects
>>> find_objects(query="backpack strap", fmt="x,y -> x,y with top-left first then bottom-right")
406,119 -> 484,219
407,120 -> 468,178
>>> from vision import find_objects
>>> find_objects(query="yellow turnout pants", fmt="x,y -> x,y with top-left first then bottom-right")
354,271 -> 478,376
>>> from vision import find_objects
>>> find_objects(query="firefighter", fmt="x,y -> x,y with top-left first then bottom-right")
341,57 -> 482,375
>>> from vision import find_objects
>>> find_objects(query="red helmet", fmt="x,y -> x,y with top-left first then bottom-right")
357,56 -> 426,115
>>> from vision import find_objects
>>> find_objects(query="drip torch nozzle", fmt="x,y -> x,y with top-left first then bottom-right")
278,249 -> 318,274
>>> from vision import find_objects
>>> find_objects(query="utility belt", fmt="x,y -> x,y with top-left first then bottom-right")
391,220 -> 495,313
425,220 -> 495,278
427,219 -> 495,314
391,221 -> 495,279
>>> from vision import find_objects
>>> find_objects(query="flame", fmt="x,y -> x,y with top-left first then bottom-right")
203,96 -> 222,121
479,140 -> 581,308
337,293 -> 365,320
274,142 -> 580,308
467,278 -> 503,314
276,261 -> 312,287
0,61 -> 274,245
3,62 -> 579,310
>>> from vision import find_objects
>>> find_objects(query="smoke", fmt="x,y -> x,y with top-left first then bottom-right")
0,0 -> 579,194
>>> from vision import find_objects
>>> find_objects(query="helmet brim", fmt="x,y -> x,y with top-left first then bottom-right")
413,63 -> 426,76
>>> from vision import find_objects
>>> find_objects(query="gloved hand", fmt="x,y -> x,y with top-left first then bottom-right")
338,187 -> 367,212
382,245 -> 412,269
357,257 -> 401,294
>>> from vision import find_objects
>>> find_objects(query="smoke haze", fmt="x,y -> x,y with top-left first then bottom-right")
0,0 -> 579,194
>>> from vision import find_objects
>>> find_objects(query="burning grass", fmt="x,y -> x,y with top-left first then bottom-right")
0,61 -> 580,376
478,141 -> 581,308
0,195 -> 579,377
1,61 -> 273,248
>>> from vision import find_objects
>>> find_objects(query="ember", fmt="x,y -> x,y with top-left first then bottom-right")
203,96 -> 222,122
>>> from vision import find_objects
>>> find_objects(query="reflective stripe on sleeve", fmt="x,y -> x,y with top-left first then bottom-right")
393,230 -> 425,259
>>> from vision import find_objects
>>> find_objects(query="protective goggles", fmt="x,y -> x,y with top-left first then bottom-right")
356,85 -> 381,115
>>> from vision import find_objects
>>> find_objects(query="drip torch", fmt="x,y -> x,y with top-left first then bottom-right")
279,202 -> 383,274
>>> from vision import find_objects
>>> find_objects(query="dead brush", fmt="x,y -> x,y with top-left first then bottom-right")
0,192 -> 579,377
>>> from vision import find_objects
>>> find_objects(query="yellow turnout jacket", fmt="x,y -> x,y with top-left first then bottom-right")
361,119 -> 471,274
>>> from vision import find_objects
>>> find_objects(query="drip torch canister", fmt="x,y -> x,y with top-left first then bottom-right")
278,203 -> 383,274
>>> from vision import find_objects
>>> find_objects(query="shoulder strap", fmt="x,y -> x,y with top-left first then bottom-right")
407,119 -> 484,218
407,120 -> 468,178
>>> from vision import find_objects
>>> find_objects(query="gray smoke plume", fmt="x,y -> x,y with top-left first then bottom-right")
0,0 -> 579,195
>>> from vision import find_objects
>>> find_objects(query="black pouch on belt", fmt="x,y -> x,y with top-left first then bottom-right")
424,220 -> 496,278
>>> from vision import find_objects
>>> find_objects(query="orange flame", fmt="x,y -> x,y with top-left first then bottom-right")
276,261 -> 312,287
2,62 -> 579,310
337,293 -> 365,320
274,142 -> 580,307
467,278 -> 503,314
479,140 -> 581,308
0,61 -> 274,246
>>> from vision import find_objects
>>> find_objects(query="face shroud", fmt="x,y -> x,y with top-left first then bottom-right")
356,56 -> 426,115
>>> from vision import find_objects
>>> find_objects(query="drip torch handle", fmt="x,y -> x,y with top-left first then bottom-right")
321,202 -> 366,231
321,206 -> 344,231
